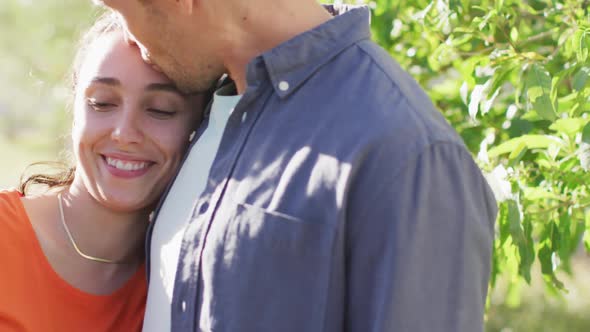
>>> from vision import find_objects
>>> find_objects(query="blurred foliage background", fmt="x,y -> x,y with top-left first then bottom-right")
0,0 -> 97,187
1,0 -> 589,330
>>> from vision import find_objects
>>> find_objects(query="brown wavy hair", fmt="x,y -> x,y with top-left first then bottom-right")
18,12 -> 123,195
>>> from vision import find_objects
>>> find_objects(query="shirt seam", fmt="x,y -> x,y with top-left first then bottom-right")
263,9 -> 371,97
354,41 -> 444,142
386,141 -> 472,196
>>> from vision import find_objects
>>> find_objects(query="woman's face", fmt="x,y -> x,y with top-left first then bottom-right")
71,30 -> 204,212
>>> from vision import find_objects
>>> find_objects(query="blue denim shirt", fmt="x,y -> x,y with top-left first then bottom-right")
148,5 -> 497,332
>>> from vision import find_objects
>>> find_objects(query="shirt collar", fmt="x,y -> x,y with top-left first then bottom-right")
250,5 -> 371,99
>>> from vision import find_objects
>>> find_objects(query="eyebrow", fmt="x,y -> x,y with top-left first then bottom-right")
146,83 -> 185,96
89,78 -> 192,97
90,77 -> 120,86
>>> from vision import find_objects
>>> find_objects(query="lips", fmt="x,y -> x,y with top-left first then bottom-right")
106,156 -> 149,171
101,154 -> 155,178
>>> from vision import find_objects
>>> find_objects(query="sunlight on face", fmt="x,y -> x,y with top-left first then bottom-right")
71,30 -> 204,212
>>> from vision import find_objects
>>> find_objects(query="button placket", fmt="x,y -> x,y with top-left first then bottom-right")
171,217 -> 203,330
171,85 -> 272,330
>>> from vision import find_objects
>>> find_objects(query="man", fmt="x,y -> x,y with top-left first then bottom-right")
96,1 -> 498,331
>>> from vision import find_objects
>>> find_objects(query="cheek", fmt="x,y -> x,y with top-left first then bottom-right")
72,110 -> 112,151
150,120 -> 193,161
72,98 -> 92,138
71,112 -> 88,149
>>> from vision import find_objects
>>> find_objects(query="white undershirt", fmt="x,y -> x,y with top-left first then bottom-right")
142,86 -> 242,332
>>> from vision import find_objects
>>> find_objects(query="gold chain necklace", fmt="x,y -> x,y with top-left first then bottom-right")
57,193 -> 129,264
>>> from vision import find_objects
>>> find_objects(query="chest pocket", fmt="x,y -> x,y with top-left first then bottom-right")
200,199 -> 335,331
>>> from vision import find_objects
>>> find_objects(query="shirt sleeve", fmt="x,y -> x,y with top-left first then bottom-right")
345,140 -> 497,332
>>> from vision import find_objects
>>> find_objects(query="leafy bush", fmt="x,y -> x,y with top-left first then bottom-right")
362,0 -> 590,293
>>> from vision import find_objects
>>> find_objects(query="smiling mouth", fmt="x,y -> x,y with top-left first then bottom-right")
103,156 -> 154,172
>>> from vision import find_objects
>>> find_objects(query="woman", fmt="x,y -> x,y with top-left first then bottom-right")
0,13 -> 205,331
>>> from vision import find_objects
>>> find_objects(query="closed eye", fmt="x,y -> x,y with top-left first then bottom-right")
147,108 -> 177,119
87,99 -> 116,111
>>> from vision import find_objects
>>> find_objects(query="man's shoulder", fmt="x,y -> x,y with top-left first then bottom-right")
321,40 -> 465,149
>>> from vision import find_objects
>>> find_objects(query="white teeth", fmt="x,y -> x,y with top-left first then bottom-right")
105,157 -> 148,171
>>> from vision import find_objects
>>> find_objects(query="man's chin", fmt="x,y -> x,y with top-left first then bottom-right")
177,78 -> 219,95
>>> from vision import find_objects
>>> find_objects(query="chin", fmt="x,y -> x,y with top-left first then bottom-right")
174,72 -> 218,94
175,80 -> 202,94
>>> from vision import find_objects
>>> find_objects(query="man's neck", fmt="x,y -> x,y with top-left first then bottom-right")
219,0 -> 332,93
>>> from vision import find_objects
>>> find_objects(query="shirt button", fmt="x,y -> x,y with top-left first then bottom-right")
241,112 -> 247,123
181,301 -> 187,312
278,81 -> 290,91
199,202 -> 209,214
188,131 -> 196,142
148,211 -> 155,222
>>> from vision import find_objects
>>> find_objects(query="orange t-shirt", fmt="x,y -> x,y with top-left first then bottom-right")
0,190 -> 147,332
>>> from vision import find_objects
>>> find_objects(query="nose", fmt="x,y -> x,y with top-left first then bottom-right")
111,109 -> 143,146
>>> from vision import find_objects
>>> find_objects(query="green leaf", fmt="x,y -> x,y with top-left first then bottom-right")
571,220 -> 586,253
549,118 -> 589,136
490,61 -> 518,94
537,159 -> 553,169
490,242 -> 500,288
479,9 -> 497,31
488,135 -> 561,157
521,110 -> 544,121
510,27 -> 519,42
503,199 -> 533,281
549,274 -> 566,290
508,141 -> 527,166
412,2 -> 434,22
538,242 -> 554,275
559,157 -> 579,173
507,200 -> 523,244
574,30 -> 589,63
520,217 -> 535,283
526,64 -> 557,121
498,201 -> 512,246
573,67 -> 590,91
558,214 -> 572,260
551,221 -> 561,252
523,187 -> 562,201
582,123 -> 590,144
